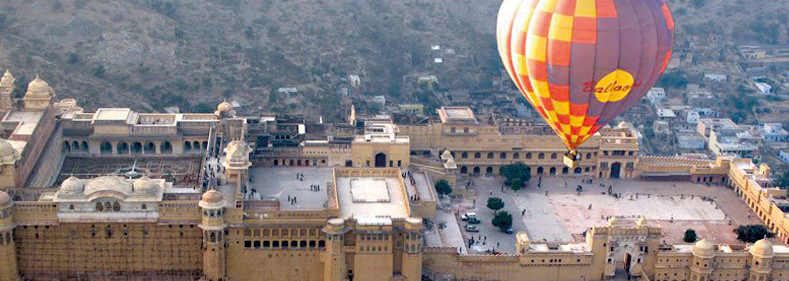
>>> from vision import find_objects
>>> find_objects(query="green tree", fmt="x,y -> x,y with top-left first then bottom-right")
734,225 -> 774,243
93,65 -> 106,78
774,170 -> 789,188
500,164 -> 532,190
434,179 -> 452,197
492,211 -> 513,232
487,197 -> 504,214
683,229 -> 698,243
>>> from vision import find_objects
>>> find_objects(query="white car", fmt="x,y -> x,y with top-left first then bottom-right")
461,212 -> 477,221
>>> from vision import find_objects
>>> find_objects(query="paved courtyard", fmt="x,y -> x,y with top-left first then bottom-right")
448,174 -> 762,254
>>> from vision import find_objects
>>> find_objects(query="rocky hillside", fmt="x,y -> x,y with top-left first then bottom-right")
0,0 -> 499,118
0,0 -> 784,119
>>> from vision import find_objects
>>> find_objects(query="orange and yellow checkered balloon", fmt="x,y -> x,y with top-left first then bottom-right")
498,0 -> 674,150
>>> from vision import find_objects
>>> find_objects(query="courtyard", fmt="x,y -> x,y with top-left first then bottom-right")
443,174 -> 762,254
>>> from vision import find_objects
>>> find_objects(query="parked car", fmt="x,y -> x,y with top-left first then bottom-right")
465,225 -> 480,232
466,217 -> 481,224
461,212 -> 477,221
504,227 -> 514,234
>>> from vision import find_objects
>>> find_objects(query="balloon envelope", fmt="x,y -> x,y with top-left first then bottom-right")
497,0 -> 675,150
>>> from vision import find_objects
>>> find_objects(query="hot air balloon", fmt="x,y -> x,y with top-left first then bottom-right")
497,0 -> 675,167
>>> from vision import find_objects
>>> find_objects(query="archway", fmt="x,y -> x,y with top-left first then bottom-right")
549,167 -> 557,175
374,153 -> 387,167
345,160 -> 353,167
486,167 -> 493,174
575,167 -> 583,174
193,141 -> 201,151
63,141 -> 71,153
537,167 -> 544,175
81,141 -> 89,152
72,141 -> 80,152
562,167 -> 569,175
460,166 -> 468,174
100,141 -> 113,154
117,142 -> 129,154
184,141 -> 192,152
131,142 -> 143,154
473,167 -> 481,174
160,142 -> 173,154
144,142 -> 155,154
611,162 -> 622,179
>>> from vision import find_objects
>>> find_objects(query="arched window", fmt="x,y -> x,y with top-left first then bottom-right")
160,141 -> 173,154
513,153 -> 520,159
526,152 -> 532,159
132,142 -> 143,154
100,141 -> 113,154
117,142 -> 129,154
586,153 -> 592,159
113,201 -> 121,212
538,153 -> 545,159
461,152 -> 468,159
474,152 -> 481,159
63,141 -> 71,152
144,142 -> 155,154
96,202 -> 104,211
81,141 -> 89,151
487,152 -> 494,159
104,202 -> 112,212
551,153 -> 557,159
500,152 -> 507,159
184,141 -> 192,151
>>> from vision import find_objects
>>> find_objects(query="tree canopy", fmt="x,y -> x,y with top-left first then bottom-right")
734,225 -> 774,243
492,211 -> 513,232
434,179 -> 452,196
500,164 -> 531,190
774,170 -> 789,189
487,197 -> 505,214
683,229 -> 697,243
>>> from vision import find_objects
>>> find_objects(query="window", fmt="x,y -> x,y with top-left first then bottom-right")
69,204 -> 74,210
450,127 -> 456,133
513,153 -> 520,159
551,153 -> 557,159
500,152 -> 507,159
526,152 -> 532,159
474,152 -> 481,159
141,204 -> 147,210
463,127 -> 469,133
462,152 -> 468,159
538,153 -> 545,159
487,152 -> 494,159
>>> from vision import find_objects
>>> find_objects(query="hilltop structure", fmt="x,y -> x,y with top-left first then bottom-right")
0,71 -> 786,281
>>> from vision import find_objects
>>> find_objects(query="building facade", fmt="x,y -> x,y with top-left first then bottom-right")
0,71 -> 787,281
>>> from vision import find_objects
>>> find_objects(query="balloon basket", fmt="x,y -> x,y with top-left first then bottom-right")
563,151 -> 579,168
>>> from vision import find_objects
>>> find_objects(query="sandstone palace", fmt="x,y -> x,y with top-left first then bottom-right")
0,71 -> 788,281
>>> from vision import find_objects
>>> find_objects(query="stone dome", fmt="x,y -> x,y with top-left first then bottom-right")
133,176 -> 159,192
217,101 -> 233,112
60,176 -> 85,193
0,190 -> 11,208
692,239 -> 715,257
202,190 -> 224,204
0,138 -> 15,159
83,176 -> 133,196
26,75 -> 53,97
607,216 -> 619,226
750,239 -> 774,258
637,216 -> 647,227
0,70 -> 13,87
441,150 -> 453,160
